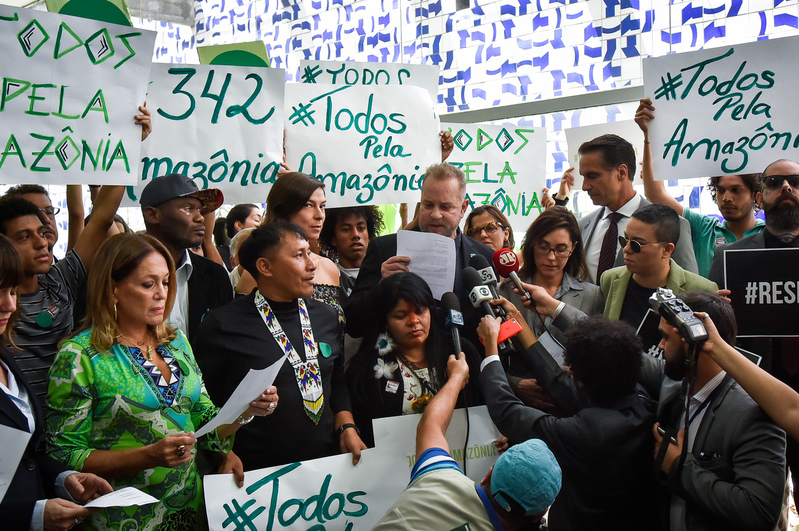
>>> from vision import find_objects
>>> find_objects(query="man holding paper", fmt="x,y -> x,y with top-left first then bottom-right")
194,222 -> 366,471
344,162 -> 495,339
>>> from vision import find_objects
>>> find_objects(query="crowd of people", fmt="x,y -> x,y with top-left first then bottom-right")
1,96 -> 799,530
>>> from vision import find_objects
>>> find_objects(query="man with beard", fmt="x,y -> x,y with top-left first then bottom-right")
636,99 -> 765,278
641,291 -> 785,531
140,174 -> 232,341
709,158 -> 799,497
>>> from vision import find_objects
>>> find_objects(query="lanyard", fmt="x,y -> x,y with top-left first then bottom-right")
255,291 -> 324,424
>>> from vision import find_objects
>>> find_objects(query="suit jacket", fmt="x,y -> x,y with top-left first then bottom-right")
600,259 -> 718,321
186,253 -> 233,341
0,347 -> 66,529
343,229 -> 495,340
578,195 -> 699,280
481,344 -> 657,530
639,357 -> 786,531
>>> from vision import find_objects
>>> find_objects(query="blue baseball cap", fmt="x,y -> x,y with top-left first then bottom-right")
491,439 -> 561,517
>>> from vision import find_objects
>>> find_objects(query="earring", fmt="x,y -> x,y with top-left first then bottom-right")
113,303 -> 117,321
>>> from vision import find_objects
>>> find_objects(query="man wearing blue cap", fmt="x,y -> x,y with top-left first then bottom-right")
140,173 -> 232,341
373,353 -> 561,530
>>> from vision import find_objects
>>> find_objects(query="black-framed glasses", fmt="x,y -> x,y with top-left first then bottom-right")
533,241 -> 575,258
468,220 -> 505,238
619,235 -> 665,253
763,174 -> 799,190
39,206 -> 60,217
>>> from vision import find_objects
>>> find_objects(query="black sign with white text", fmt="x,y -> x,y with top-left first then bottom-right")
723,248 -> 799,337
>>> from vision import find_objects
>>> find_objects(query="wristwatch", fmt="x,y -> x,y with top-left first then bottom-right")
336,423 -> 360,438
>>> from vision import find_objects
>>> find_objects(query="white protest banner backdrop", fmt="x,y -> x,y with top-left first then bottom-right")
0,6 -> 156,185
643,36 -> 799,180
564,120 -> 645,189
204,406 -> 502,530
298,60 -> 440,102
122,62 -> 285,207
442,123 -> 547,240
284,83 -> 441,208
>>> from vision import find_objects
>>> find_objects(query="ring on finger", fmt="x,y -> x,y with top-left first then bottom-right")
177,444 -> 186,457
267,402 -> 277,411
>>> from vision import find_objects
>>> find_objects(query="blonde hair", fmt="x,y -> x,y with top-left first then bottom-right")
81,233 -> 177,351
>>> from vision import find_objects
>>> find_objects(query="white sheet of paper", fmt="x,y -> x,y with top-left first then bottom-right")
538,330 -> 566,366
194,355 -> 287,438
396,230 -> 456,300
0,424 -> 32,503
84,486 -> 158,508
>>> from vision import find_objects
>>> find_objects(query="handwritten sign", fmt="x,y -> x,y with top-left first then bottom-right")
564,120 -> 645,189
204,407 -> 502,530
284,84 -> 441,207
643,36 -> 799,180
442,123 -> 547,236
722,248 -> 799,337
299,60 -> 440,102
0,6 -> 155,184
123,62 -> 285,206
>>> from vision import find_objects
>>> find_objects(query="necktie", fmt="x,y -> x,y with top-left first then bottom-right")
596,212 -> 623,284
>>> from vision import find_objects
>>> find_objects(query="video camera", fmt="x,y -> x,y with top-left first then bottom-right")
649,288 -> 708,344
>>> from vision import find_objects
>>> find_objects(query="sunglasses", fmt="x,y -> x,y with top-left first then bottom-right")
618,235 -> 665,253
762,174 -> 799,190
468,220 -> 505,238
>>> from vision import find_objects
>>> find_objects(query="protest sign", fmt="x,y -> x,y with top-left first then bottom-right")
123,62 -> 285,206
643,36 -> 799,180
0,6 -> 155,184
442,123 -> 547,238
722,248 -> 799,337
204,407 -> 502,530
284,84 -> 440,208
299,60 -> 440,102
564,120 -> 645,189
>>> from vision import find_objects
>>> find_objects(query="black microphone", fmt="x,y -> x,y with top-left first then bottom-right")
442,292 -> 463,359
464,267 -> 495,317
469,254 -> 506,318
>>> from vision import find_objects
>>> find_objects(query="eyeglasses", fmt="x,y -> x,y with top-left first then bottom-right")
762,174 -> 799,190
468,221 -> 505,238
39,206 -> 60,217
533,241 -> 574,258
618,235 -> 665,253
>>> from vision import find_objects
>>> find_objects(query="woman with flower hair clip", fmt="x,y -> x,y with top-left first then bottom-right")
345,272 -> 484,446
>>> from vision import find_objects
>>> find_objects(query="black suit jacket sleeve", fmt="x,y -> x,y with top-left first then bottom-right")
513,342 -> 587,415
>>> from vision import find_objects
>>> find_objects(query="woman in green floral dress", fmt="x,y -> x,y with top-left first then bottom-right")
46,233 -> 279,530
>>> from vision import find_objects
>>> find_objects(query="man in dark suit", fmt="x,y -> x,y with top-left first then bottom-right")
643,291 -> 785,531
140,174 -> 233,342
709,158 -> 799,496
344,163 -> 495,339
574,134 -> 698,283
477,311 -> 657,530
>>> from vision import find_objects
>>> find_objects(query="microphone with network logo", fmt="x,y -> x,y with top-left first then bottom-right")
492,248 -> 532,303
442,292 -> 464,359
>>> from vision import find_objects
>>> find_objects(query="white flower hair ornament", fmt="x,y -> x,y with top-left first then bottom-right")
374,358 -> 399,379
375,332 -> 396,357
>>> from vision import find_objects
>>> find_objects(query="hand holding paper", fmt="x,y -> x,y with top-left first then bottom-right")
84,487 -> 158,508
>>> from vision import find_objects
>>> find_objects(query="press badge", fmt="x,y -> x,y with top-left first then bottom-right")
385,380 -> 400,394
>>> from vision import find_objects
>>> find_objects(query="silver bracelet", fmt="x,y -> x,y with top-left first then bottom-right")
551,301 -> 566,320
236,413 -> 255,425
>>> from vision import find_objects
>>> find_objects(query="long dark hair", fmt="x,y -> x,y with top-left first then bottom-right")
519,206 -> 588,281
0,235 -> 23,346
264,172 -> 324,223
347,273 -> 448,397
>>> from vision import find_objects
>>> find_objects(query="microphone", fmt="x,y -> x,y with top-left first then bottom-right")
464,267 -> 495,317
493,248 -> 532,302
463,267 -> 522,350
469,254 -> 506,318
442,292 -> 463,359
